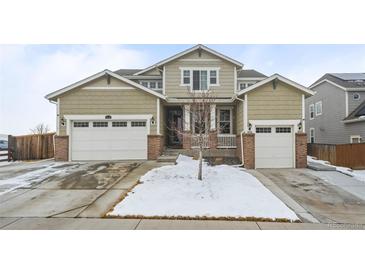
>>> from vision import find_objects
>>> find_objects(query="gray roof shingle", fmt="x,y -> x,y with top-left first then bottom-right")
238,69 -> 267,78
311,73 -> 365,89
114,69 -> 142,76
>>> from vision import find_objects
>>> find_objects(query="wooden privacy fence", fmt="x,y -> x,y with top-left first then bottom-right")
8,133 -> 55,161
308,143 -> 365,169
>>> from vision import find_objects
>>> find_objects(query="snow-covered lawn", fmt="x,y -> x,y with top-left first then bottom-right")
308,156 -> 365,182
108,155 -> 299,221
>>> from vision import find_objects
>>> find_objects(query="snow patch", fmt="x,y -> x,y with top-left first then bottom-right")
308,156 -> 365,182
108,155 -> 299,220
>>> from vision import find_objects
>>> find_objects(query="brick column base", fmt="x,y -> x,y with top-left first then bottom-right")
182,131 -> 191,149
296,133 -> 307,168
243,133 -> 255,169
209,131 -> 218,149
236,134 -> 242,161
54,135 -> 69,161
147,135 -> 163,160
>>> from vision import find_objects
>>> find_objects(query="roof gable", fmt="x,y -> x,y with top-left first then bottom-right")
45,70 -> 166,101
310,73 -> 365,90
134,44 -> 243,76
236,74 -> 314,97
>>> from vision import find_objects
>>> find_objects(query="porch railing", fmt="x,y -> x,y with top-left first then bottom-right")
217,134 -> 236,148
191,134 -> 210,148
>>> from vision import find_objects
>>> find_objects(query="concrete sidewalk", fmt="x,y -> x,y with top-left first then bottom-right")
1,217 -> 365,230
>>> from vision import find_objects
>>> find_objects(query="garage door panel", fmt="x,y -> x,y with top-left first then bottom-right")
255,126 -> 294,168
71,120 -> 148,161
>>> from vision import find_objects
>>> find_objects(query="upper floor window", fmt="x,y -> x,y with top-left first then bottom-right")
210,70 -> 217,85
309,104 -> 314,120
157,81 -> 163,89
140,80 -> 162,90
183,70 -> 190,85
239,83 -> 246,90
315,101 -> 322,116
181,68 -> 219,90
353,93 -> 360,100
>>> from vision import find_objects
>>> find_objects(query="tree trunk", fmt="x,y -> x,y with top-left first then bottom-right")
198,149 -> 203,180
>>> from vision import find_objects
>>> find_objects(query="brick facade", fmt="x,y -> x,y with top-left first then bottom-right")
209,131 -> 218,149
182,131 -> 191,149
54,135 -> 69,161
147,135 -> 163,160
295,133 -> 307,168
243,133 -> 255,169
236,134 -> 242,160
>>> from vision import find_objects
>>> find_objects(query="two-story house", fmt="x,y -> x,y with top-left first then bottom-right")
45,44 -> 314,168
306,73 -> 365,144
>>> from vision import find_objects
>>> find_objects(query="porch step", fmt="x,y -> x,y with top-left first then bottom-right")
157,155 -> 178,163
163,149 -> 185,156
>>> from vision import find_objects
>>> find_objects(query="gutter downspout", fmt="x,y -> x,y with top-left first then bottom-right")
234,95 -> 245,166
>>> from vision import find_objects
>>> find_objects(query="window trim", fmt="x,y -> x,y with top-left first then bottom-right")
350,135 -> 362,143
180,67 -> 220,91
315,101 -> 322,116
310,128 -> 315,143
139,80 -> 162,90
309,104 -> 315,120
217,107 -> 233,135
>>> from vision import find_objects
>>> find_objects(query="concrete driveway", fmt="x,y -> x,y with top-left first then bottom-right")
251,168 -> 365,224
0,160 -> 165,218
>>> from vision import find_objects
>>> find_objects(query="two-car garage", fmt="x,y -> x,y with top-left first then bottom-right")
67,115 -> 151,161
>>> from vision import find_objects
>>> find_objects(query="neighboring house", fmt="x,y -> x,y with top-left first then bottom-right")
45,44 -> 313,169
306,73 -> 365,144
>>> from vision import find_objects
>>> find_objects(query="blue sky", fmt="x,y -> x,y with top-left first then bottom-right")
1,44 -> 365,135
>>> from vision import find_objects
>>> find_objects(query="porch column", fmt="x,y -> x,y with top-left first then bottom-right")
210,104 -> 216,131
184,104 -> 190,131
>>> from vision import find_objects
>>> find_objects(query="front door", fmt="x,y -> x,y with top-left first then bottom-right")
166,107 -> 183,148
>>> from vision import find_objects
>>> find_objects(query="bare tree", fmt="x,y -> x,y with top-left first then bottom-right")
30,123 -> 50,134
168,89 -> 216,180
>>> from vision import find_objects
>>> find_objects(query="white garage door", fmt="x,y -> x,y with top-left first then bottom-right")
255,126 -> 294,168
71,120 -> 148,161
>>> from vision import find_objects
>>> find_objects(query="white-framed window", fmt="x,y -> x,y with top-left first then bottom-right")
112,121 -> 127,127
180,67 -> 220,90
93,121 -> 108,127
140,81 -> 162,90
309,104 -> 314,120
315,101 -> 322,116
350,135 -> 362,143
256,127 -> 272,133
182,70 -> 190,85
353,93 -> 360,100
310,128 -> 315,143
209,70 -> 217,85
149,82 -> 156,89
131,121 -> 146,127
239,83 -> 246,90
157,81 -> 163,89
73,122 -> 89,128
218,108 -> 232,134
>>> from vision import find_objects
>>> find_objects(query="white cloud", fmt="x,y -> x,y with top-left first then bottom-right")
0,45 -> 149,135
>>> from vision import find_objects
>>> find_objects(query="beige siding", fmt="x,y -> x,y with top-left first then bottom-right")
236,101 -> 243,133
58,76 -> 157,135
164,50 -> 236,98
247,81 -> 302,120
